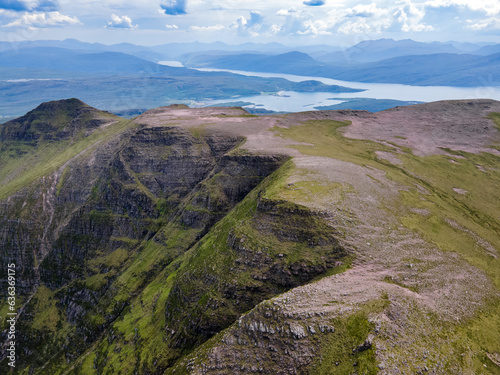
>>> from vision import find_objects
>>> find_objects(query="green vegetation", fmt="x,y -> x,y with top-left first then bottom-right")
161,162 -> 347,351
186,123 -> 207,139
274,119 -> 500,288
457,301 -> 500,374
69,158 -> 347,374
274,119 -> 394,167
262,160 -> 354,205
4,116 -> 340,373
29,286 -> 62,332
312,308 -> 383,374
273,117 -> 500,373
88,248 -> 129,272
395,150 -> 500,289
3,104 -> 499,374
310,296 -> 390,375
0,117 -> 138,200
55,165 -> 69,196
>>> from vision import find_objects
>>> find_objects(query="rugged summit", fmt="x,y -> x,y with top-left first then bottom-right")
0,98 -> 113,143
1,100 -> 500,374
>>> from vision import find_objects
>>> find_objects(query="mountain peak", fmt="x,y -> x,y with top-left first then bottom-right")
275,51 -> 316,63
0,99 -> 116,143
33,98 -> 88,111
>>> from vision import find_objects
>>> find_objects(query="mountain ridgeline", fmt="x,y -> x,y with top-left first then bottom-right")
0,100 -> 348,373
2,38 -> 500,123
1,98 -> 500,374
0,46 -> 361,122
180,50 -> 500,87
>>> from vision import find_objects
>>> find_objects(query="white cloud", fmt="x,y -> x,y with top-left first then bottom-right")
230,11 -> 264,36
269,24 -> 281,33
0,0 -> 497,45
337,19 -> 386,34
274,8 -> 329,36
331,1 -> 433,35
0,9 -> 17,16
188,24 -> 224,32
424,0 -> 500,31
425,0 -> 500,16
106,14 -> 137,29
467,16 -> 500,30
3,11 -> 81,28
276,9 -> 293,17
396,0 -> 434,32
335,3 -> 391,34
344,2 -> 388,18
271,2 -> 433,37
297,19 -> 332,35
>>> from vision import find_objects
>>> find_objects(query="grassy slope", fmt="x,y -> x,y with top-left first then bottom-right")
270,116 -> 500,373
311,303 -> 387,375
0,116 -> 138,200
0,110 -> 346,374
54,112 -> 500,374
0,113 -> 142,373
273,118 -> 500,288
47,159 -> 347,374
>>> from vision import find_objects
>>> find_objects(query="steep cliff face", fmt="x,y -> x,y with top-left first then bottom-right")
0,99 -> 124,297
0,101 -> 351,374
37,125 -> 245,290
163,191 -> 347,351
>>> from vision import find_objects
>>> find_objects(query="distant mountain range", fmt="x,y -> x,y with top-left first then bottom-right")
171,38 -> 500,87
315,38 -> 466,63
473,43 -> 500,56
181,49 -> 500,87
0,47 -> 183,76
332,53 -> 500,86
0,38 -> 341,61
2,37 -> 496,63
0,46 -> 360,120
1,37 -> 499,120
182,51 -> 318,72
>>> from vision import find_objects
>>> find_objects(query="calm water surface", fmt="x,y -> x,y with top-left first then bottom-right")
159,61 -> 500,112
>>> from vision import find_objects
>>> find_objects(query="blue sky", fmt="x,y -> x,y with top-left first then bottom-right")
0,0 -> 499,46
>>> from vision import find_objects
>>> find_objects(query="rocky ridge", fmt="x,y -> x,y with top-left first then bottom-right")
0,99 -> 499,374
